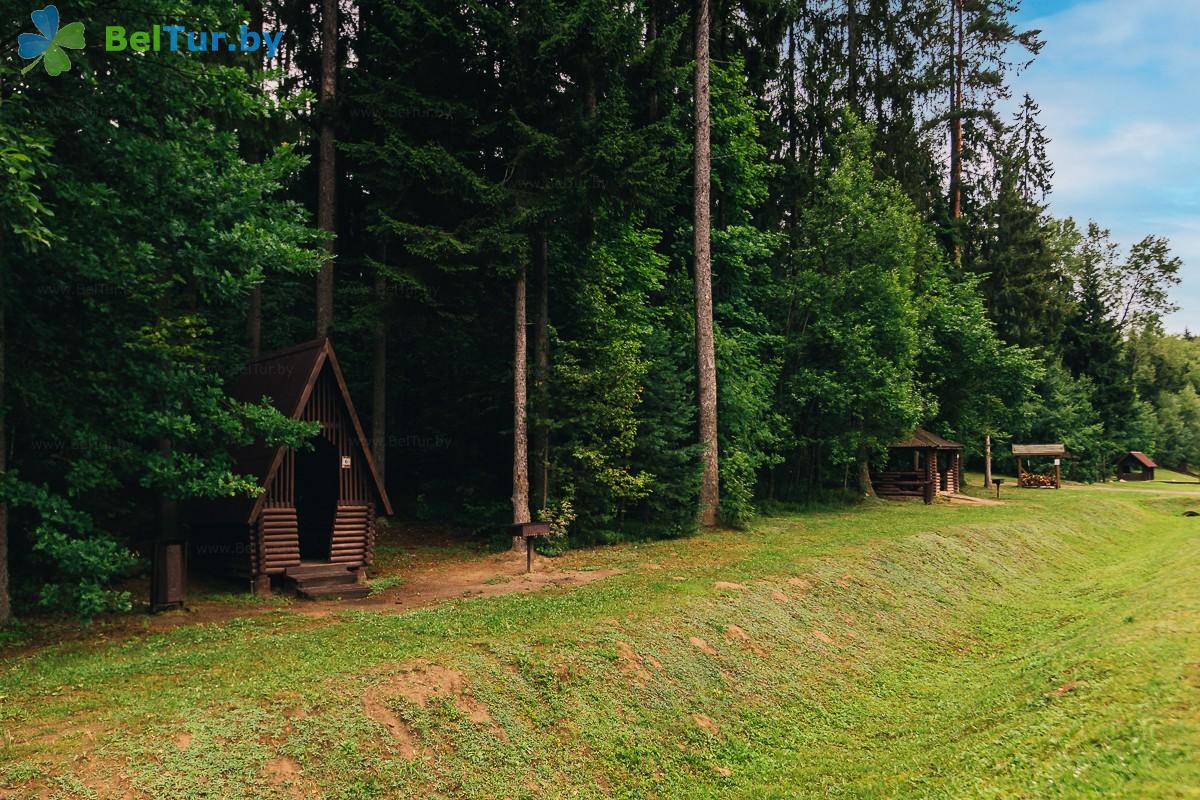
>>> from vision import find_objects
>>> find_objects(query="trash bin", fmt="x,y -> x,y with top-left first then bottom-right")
151,540 -> 187,613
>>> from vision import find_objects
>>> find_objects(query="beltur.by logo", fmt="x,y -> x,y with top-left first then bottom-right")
106,23 -> 284,59
18,5 -> 84,76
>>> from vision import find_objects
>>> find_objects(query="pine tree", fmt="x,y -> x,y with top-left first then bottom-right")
694,0 -> 719,526
315,0 -> 339,336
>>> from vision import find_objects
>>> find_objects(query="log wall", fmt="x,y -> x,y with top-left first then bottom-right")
252,503 -> 375,575
258,506 -> 300,575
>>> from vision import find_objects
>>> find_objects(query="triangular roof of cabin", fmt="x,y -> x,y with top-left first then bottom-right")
212,338 -> 392,524
1123,451 -> 1158,469
890,427 -> 963,450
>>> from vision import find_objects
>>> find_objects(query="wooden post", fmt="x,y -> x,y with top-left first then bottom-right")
511,522 -> 548,573
923,448 -> 935,504
1055,459 -> 1061,489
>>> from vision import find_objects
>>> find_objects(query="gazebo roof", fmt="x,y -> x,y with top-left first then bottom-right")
1124,451 -> 1158,469
890,428 -> 963,450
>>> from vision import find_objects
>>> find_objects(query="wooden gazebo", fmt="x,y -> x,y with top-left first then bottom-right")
1012,443 -> 1069,489
871,428 -> 964,504
188,339 -> 392,599
1117,451 -> 1157,482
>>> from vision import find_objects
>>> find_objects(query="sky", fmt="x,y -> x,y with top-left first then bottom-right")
1009,0 -> 1200,331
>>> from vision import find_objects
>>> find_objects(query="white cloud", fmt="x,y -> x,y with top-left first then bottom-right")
1010,0 -> 1200,328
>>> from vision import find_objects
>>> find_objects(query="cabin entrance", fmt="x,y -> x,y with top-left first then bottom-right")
295,435 -> 339,561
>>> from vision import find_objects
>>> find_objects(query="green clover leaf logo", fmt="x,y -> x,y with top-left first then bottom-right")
18,5 -> 84,76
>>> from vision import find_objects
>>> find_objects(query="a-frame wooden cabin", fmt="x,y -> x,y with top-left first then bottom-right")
190,339 -> 392,598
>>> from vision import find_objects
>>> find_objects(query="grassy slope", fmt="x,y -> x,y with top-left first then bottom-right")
2,485 -> 1199,799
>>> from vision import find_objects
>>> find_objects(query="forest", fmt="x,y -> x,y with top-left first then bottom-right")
0,0 -> 1190,621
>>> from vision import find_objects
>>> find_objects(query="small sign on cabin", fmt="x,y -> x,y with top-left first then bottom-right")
1054,458 -> 1061,466
341,455 -> 352,469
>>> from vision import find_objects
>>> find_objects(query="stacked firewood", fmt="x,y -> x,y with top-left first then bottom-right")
1019,472 -> 1057,488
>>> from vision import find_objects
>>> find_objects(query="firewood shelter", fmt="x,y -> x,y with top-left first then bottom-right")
1011,443 -> 1070,489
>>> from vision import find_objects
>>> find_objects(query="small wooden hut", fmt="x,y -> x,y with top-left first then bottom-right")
189,339 -> 392,598
1012,443 -> 1068,489
871,428 -> 964,504
1117,451 -> 1157,481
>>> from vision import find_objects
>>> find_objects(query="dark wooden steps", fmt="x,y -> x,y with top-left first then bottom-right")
295,583 -> 371,600
285,563 -> 369,600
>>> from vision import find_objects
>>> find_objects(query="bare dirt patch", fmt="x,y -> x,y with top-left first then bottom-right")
691,713 -> 719,734
264,755 -> 302,781
787,577 -> 810,591
812,629 -> 835,645
770,590 -> 789,602
361,689 -> 419,758
173,732 -> 191,750
1049,680 -> 1084,697
362,660 -> 502,758
713,581 -> 745,591
616,640 -> 651,683
263,755 -> 309,799
689,636 -> 717,656
724,625 -> 766,656
337,551 -> 621,617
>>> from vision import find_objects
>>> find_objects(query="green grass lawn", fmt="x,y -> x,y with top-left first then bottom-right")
2,484 -> 1199,799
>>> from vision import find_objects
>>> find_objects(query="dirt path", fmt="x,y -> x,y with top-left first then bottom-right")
5,546 -> 621,655
302,551 -> 620,617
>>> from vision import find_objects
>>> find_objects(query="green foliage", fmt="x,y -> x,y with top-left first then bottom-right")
916,266 -> 1043,449
0,0 -> 322,616
0,474 -> 136,617
777,118 -> 924,482
0,0 -> 1188,618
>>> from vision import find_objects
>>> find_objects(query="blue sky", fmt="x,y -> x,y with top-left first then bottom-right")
1009,0 -> 1200,330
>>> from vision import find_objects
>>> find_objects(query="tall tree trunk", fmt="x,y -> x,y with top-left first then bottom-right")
245,0 -> 265,358
512,263 -> 530,549
531,231 -> 550,512
846,0 -> 859,114
858,460 -> 875,497
948,0 -> 964,264
694,0 -> 718,527
647,0 -> 659,122
0,231 -> 9,626
371,245 -> 388,483
786,21 -> 797,161
315,0 -> 338,338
